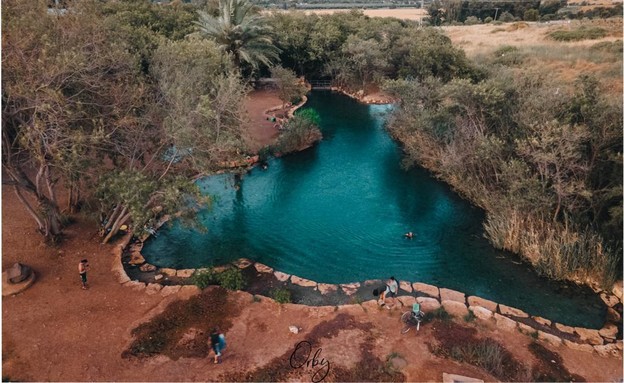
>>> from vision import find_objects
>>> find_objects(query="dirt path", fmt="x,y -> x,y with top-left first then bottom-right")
243,88 -> 283,153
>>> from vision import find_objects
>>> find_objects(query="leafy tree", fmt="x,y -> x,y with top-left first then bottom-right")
2,0 -> 148,241
195,0 -> 280,70
270,66 -> 307,108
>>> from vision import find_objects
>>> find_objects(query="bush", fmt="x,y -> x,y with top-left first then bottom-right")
484,16 -> 493,23
270,287 -> 291,303
192,268 -> 216,289
275,109 -> 322,154
215,268 -> 245,290
549,27 -> 608,41
464,16 -> 481,25
499,11 -> 515,22
524,9 -> 539,21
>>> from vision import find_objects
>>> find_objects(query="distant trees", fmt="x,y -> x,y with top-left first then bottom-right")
195,0 -> 280,70
269,11 -> 479,93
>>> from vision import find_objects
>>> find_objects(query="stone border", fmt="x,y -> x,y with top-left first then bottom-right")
113,244 -> 623,358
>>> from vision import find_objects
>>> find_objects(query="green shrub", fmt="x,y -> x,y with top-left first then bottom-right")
270,287 -> 292,303
484,16 -> 493,23
275,109 -> 322,154
215,268 -> 245,290
464,16 -> 481,25
499,11 -> 515,22
549,27 -> 608,41
192,268 -> 216,289
524,9 -> 539,21
450,340 -> 506,377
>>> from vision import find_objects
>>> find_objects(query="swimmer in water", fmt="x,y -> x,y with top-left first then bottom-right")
404,232 -> 414,239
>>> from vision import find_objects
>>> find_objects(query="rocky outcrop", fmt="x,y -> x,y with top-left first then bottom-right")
467,296 -> 497,312
274,271 -> 291,282
417,297 -> 441,312
575,327 -> 604,346
442,300 -> 469,317
440,288 -> 465,303
470,306 -> 494,320
499,304 -> 529,318
412,282 -> 439,299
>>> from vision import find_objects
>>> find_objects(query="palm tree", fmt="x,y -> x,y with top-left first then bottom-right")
195,0 -> 280,70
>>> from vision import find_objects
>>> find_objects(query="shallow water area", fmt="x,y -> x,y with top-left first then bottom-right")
143,91 -> 606,329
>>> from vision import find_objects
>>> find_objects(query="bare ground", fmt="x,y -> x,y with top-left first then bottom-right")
2,84 -> 623,382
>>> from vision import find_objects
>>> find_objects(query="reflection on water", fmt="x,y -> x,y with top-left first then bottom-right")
143,91 -> 606,329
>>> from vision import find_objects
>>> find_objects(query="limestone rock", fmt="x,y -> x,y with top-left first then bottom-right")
554,322 -> 575,335
178,285 -> 201,296
574,327 -> 604,345
593,343 -> 620,358
291,275 -> 317,288
318,283 -> 338,295
518,322 -> 535,334
399,281 -> 413,293
289,325 -> 300,334
416,297 -> 441,312
537,330 -> 562,346
176,269 -> 195,278
139,263 -> 157,272
340,283 -> 359,296
599,323 -> 618,339
160,268 -> 177,277
254,263 -> 274,274
160,285 -> 181,297
6,263 -> 32,284
499,304 -> 529,318
126,281 -> 146,291
607,307 -> 621,322
442,300 -> 469,318
128,252 -> 145,266
533,316 -> 551,327
412,282 -> 439,299
396,295 -> 417,308
212,266 -> 230,273
469,306 -> 493,321
154,274 -> 163,281
494,313 -> 517,332
467,296 -> 497,312
616,340 -> 623,351
440,288 -> 465,303
233,258 -> 253,269
612,280 -> 623,300
145,283 -> 163,295
600,292 -> 620,307
274,271 -> 291,282
563,339 -> 595,352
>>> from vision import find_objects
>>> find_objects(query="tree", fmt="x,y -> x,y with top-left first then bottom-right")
270,66 -> 307,108
2,0 -> 148,241
195,0 -> 280,70
151,38 -> 249,171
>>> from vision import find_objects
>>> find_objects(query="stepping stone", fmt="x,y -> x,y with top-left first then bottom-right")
254,263 -> 273,274
440,288 -> 465,303
291,275 -> 317,288
467,296 -> 498,312
412,282 -> 439,299
274,271 -> 291,282
499,304 -> 529,318
318,283 -> 338,295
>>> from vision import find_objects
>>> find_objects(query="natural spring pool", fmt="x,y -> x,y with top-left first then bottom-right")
143,91 -> 606,328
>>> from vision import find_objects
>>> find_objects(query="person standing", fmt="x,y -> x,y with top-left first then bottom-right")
210,327 -> 226,364
78,259 -> 89,290
387,276 -> 398,297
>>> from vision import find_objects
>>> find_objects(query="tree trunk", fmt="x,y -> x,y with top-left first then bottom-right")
102,211 -> 131,244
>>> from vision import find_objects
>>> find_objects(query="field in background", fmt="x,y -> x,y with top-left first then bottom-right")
268,7 -> 428,20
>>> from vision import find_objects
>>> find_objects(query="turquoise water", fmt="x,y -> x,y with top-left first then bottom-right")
143,91 -> 606,328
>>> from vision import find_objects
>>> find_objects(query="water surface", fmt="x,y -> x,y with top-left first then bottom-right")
143,91 -> 605,328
